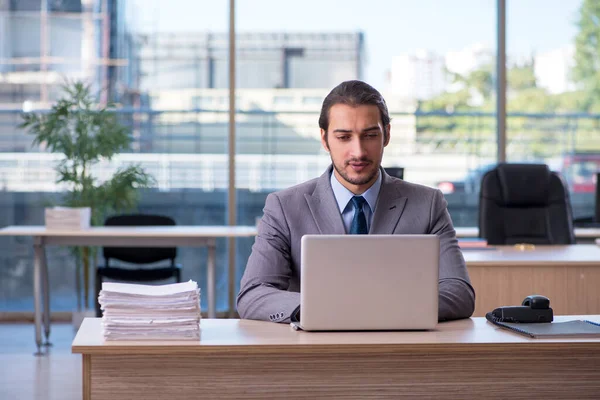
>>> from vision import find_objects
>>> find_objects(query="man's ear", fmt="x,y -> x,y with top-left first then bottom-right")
383,124 -> 391,147
320,129 -> 330,152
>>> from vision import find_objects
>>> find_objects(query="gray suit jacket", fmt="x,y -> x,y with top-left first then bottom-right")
237,166 -> 475,323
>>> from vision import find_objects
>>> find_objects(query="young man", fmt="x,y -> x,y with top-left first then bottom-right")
237,80 -> 475,323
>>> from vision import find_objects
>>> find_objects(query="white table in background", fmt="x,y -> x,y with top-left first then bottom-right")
0,225 -> 258,354
455,226 -> 600,239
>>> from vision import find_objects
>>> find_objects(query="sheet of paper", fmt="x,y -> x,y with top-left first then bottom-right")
101,280 -> 198,296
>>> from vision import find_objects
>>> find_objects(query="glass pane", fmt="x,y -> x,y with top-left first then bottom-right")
506,0 -> 598,222
235,0 -> 497,294
0,1 -> 230,314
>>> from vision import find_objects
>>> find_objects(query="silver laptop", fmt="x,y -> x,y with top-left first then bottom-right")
293,234 -> 439,331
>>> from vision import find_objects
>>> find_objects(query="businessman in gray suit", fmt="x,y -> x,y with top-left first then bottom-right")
237,80 -> 475,324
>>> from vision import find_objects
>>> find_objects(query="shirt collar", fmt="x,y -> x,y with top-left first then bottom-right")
330,168 -> 382,214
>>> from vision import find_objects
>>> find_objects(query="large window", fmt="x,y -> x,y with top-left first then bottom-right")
2,1 -> 599,316
0,1 -> 230,313
507,0 -> 599,221
233,0 -> 497,294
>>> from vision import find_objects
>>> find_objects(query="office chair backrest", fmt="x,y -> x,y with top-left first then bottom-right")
385,167 -> 404,180
104,214 -> 177,265
478,163 -> 575,245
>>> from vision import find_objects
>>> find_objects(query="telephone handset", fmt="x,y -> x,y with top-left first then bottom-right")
486,295 -> 554,323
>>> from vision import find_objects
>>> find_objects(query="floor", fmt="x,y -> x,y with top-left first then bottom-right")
0,323 -> 81,400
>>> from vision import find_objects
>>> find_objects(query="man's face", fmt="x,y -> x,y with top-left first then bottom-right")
321,104 -> 390,194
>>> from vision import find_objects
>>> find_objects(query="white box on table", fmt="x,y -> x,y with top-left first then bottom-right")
44,207 -> 91,230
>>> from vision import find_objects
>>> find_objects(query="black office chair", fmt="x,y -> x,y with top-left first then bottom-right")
478,163 -> 575,245
596,172 -> 600,223
385,167 -> 404,180
95,214 -> 182,316
573,172 -> 600,227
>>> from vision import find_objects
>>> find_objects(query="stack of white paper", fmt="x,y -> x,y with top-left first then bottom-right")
99,280 -> 201,340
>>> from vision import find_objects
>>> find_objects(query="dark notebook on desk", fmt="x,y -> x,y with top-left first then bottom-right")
492,320 -> 600,338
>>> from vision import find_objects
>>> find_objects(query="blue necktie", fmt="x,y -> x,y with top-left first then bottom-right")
349,196 -> 368,234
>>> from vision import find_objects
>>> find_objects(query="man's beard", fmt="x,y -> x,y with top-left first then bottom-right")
332,157 -> 379,186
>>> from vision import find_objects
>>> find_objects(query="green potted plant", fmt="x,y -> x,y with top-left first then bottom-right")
20,81 -> 155,321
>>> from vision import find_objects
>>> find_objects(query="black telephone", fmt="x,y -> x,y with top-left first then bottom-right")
486,295 -> 554,323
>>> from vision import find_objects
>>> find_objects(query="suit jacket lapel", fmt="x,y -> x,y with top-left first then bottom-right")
305,166 -> 346,234
370,169 -> 407,234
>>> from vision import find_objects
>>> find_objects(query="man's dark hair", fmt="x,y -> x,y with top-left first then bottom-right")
318,80 -> 391,142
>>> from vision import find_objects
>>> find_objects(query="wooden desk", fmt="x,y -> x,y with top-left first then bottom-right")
72,317 -> 600,400
464,245 -> 600,317
0,225 -> 257,354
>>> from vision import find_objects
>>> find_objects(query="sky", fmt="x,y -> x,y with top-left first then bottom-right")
129,0 -> 582,89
